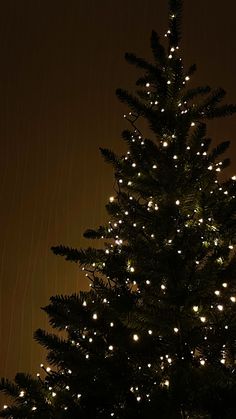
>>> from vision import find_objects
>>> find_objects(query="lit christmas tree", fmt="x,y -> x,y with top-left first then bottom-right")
1,1 -> 236,418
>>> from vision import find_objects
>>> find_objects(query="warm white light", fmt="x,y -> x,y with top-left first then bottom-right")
174,328 -> 179,333
217,305 -> 223,311
222,282 -> 228,287
146,280 -> 151,285
191,122 -> 195,126
108,345 -> 113,351
193,306 -> 199,312
109,196 -> 114,202
163,141 -> 168,147
92,313 -> 98,320
110,322 -> 114,327
200,360 -> 205,366
148,330 -> 153,335
133,334 -> 139,341
176,200 -> 180,205
230,296 -> 236,302
200,317 -> 206,323
214,290 -> 220,296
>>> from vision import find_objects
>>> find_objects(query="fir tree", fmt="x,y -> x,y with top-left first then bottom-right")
1,1 -> 236,418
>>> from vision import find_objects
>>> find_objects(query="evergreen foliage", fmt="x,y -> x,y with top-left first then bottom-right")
1,0 -> 236,417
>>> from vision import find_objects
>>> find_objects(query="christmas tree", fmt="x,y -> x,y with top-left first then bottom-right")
1,0 -> 236,418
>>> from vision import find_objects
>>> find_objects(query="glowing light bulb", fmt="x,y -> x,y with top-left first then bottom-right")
214,290 -> 220,296
133,334 -> 139,341
109,196 -> 114,202
217,305 -> 223,311
163,141 -> 168,147
148,330 -> 153,335
200,360 -> 205,366
193,306 -> 199,312
174,328 -> 179,333
200,317 -> 206,323
108,345 -> 113,351
230,296 -> 236,302
92,313 -> 98,320
176,200 -> 180,205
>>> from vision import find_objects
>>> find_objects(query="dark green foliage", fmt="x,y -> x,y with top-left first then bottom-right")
1,0 -> 236,418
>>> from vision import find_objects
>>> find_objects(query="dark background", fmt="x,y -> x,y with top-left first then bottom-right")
0,0 -> 236,400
